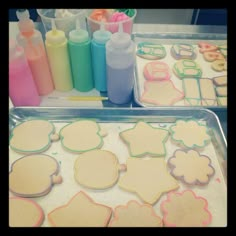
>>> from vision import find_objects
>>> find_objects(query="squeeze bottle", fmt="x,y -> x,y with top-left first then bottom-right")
106,23 -> 135,104
91,22 -> 112,92
45,20 -> 73,92
68,20 -> 94,92
9,40 -> 41,106
16,9 -> 54,96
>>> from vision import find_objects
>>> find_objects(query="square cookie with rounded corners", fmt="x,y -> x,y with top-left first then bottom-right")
170,43 -> 197,60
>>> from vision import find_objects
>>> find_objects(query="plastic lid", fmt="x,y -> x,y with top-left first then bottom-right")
46,19 -> 66,44
69,19 -> 89,43
93,22 -> 112,44
16,9 -> 34,32
110,23 -> 131,49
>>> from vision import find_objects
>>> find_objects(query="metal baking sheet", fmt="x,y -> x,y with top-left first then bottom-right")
9,107 -> 227,227
133,32 -> 227,110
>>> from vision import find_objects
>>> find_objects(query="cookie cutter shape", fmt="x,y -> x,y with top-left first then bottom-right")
74,150 -> 125,189
118,158 -> 179,205
171,43 -> 197,60
161,190 -> 212,227
199,78 -> 217,106
168,149 -> 215,185
120,121 -> 169,157
211,59 -> 227,72
141,80 -> 184,106
136,42 -> 166,60
108,200 -> 163,227
59,119 -> 106,153
9,197 -> 44,227
217,97 -> 227,106
219,44 -> 227,58
9,154 -> 62,197
173,59 -> 202,79
143,61 -> 171,81
10,119 -> 59,154
169,119 -> 211,149
215,86 -> 227,97
203,51 -> 224,62
212,75 -> 227,86
198,42 -> 218,53
48,191 -> 112,227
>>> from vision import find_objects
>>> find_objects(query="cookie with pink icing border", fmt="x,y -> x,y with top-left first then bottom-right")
141,80 -> 184,106
108,200 -> 163,227
48,191 -> 112,227
198,42 -> 218,53
203,51 -> 224,62
143,61 -> 171,81
168,149 -> 215,185
9,154 -> 62,198
9,197 -> 44,227
161,190 -> 212,227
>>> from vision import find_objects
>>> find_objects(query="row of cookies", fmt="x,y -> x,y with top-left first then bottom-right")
10,189 -> 212,227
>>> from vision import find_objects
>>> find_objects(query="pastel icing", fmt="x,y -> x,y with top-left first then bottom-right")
173,59 -> 202,79
141,80 -> 184,106
9,154 -> 62,197
59,120 -> 105,153
199,78 -> 217,106
211,59 -> 227,72
219,44 -> 227,58
198,42 -> 218,53
118,158 -> 179,204
171,43 -> 197,60
10,119 -> 58,154
168,149 -> 215,185
169,119 -> 211,148
215,86 -> 227,97
183,78 -> 201,106
108,200 -> 163,227
89,9 -> 110,22
161,190 -> 212,227
137,42 -> 166,60
212,75 -> 227,86
119,121 -> 169,157
143,61 -> 171,81
217,97 -> 227,106
203,51 -> 224,62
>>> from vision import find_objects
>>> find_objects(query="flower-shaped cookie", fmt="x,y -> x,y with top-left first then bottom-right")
74,150 -> 125,189
141,80 -> 184,106
48,191 -> 112,227
109,200 -> 163,227
118,158 -> 179,204
59,120 -> 105,153
9,154 -> 62,197
168,149 -> 215,185
10,119 -> 59,154
161,190 -> 212,227
120,121 -> 169,157
9,197 -> 44,227
169,120 -> 211,148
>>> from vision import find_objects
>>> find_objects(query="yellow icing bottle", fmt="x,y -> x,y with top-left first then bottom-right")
45,20 -> 73,91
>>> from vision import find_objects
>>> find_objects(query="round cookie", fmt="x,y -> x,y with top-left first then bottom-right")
171,43 -> 197,60
143,61 -> 171,81
198,42 -> 218,53
136,42 -> 166,60
203,51 -> 224,62
211,59 -> 227,72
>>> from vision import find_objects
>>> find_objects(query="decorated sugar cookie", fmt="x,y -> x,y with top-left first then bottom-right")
169,119 -> 211,149
203,51 -> 224,62
143,61 -> 171,81
59,119 -> 106,153
168,149 -> 215,185
108,200 -> 163,227
212,75 -> 227,86
9,154 -> 62,198
141,80 -> 184,106
173,59 -> 202,79
198,42 -> 218,53
9,197 -> 44,227
211,59 -> 227,72
10,119 -> 59,154
170,43 -> 197,60
219,44 -> 227,58
215,86 -> 227,97
136,42 -> 166,60
118,158 -> 179,204
217,97 -> 227,106
48,191 -> 112,227
199,78 -> 217,106
119,121 -> 169,157
74,150 -> 125,189
161,190 -> 212,227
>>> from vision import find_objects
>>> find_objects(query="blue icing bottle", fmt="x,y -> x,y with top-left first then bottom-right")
91,22 -> 112,92
106,23 -> 135,104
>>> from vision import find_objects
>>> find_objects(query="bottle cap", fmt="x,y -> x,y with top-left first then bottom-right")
110,22 -> 130,49
93,21 -> 112,44
46,19 -> 66,44
69,19 -> 89,43
16,9 -> 34,33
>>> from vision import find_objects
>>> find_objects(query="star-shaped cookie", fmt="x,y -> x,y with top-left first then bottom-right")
118,158 -> 179,204
119,121 -> 169,157
141,80 -> 184,106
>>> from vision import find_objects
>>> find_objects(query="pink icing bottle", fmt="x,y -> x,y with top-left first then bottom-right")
9,40 -> 41,106
16,9 -> 54,95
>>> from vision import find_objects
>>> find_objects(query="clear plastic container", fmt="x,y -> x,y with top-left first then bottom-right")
37,9 -> 87,38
